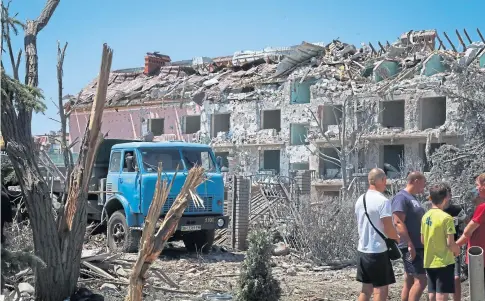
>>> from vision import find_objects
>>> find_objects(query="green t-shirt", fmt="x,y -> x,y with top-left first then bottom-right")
421,208 -> 456,268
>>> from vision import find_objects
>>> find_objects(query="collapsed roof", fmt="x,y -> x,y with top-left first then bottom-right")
69,29 -> 485,110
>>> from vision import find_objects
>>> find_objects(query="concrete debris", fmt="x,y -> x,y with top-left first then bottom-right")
73,29 -> 482,110
99,283 -> 118,293
18,282 -> 35,295
272,242 -> 290,256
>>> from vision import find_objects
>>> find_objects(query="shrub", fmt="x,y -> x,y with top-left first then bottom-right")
236,229 -> 281,301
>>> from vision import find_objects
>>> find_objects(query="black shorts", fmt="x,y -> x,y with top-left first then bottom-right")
426,264 -> 455,294
356,251 -> 396,287
400,247 -> 425,275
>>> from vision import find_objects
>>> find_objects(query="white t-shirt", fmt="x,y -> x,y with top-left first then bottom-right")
355,190 -> 392,253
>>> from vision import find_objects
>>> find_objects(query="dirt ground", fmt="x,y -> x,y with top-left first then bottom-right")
3,227 -> 472,301
84,245 -> 472,301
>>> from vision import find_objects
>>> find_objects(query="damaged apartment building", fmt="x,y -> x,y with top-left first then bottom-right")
68,28 -> 485,192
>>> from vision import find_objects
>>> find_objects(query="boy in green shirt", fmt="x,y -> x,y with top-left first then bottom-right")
421,183 -> 460,301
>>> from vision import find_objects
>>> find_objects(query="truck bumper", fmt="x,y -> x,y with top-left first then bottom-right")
176,215 -> 229,232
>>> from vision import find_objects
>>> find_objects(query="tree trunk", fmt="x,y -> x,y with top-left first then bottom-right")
1,42 -> 112,300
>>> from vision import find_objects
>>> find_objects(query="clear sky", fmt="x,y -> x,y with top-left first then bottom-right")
6,0 -> 485,135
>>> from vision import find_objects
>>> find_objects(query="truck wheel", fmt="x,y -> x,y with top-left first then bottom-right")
107,210 -> 140,253
182,229 -> 215,254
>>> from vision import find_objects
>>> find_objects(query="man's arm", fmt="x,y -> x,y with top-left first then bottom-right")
381,216 -> 399,240
393,212 -> 411,243
420,234 -> 424,244
456,204 -> 485,246
456,220 -> 480,246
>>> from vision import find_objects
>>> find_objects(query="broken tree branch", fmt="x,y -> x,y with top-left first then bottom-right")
58,44 -> 113,233
56,41 -> 74,191
126,165 -> 207,301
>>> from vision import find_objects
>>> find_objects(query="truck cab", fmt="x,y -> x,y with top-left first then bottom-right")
88,140 -> 228,253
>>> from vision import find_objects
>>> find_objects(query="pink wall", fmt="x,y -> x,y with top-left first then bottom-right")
69,104 -> 202,153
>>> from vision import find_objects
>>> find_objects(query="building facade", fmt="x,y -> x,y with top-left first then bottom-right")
69,30 -> 484,192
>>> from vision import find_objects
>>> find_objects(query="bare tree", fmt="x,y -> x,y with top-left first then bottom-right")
56,41 -> 76,193
306,94 -> 378,189
2,2 -> 115,298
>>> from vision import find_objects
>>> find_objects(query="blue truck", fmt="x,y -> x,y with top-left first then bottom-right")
86,139 -> 229,253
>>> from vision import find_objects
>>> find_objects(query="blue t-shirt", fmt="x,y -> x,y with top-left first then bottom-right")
391,189 -> 425,249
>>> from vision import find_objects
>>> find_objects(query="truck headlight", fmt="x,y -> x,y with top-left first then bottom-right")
217,218 -> 225,227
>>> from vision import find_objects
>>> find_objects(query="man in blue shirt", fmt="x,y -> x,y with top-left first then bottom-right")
392,172 -> 427,301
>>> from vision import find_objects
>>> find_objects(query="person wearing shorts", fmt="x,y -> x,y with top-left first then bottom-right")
443,184 -> 467,301
355,168 -> 399,301
392,172 -> 427,301
421,184 -> 460,301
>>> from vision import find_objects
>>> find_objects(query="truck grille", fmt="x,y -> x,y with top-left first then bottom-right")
162,195 -> 214,213
106,182 -> 113,198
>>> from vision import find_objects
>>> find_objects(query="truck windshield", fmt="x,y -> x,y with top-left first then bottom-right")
181,149 -> 216,172
140,149 -> 182,172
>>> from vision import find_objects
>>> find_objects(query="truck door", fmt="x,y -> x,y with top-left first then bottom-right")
119,150 -> 141,213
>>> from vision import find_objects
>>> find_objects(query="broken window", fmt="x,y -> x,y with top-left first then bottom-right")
290,124 -> 309,145
215,152 -> 230,168
183,115 -> 201,134
420,97 -> 446,130
380,100 -> 405,128
261,150 -> 280,174
261,110 -> 281,132
419,143 -> 445,172
318,147 -> 340,179
383,145 -> 404,178
290,79 -> 317,104
320,104 -> 343,131
290,162 -> 309,171
211,113 -> 230,138
148,118 -> 164,136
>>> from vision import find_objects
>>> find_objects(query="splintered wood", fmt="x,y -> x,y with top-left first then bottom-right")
60,43 -> 113,232
125,164 -> 206,301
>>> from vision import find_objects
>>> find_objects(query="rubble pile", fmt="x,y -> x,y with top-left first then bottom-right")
71,29 -> 485,112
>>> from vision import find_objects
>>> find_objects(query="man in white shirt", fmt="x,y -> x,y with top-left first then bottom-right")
355,168 -> 399,301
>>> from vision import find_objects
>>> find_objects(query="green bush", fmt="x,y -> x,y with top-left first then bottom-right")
236,229 -> 281,301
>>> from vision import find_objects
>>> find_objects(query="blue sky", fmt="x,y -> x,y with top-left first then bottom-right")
6,0 -> 485,135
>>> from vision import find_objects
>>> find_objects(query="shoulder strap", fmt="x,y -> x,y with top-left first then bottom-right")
363,192 -> 387,240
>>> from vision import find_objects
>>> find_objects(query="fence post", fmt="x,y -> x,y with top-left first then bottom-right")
227,175 -> 250,250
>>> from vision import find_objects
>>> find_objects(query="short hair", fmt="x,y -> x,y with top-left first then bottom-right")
407,171 -> 425,184
368,168 -> 386,185
429,183 -> 449,205
477,173 -> 485,185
